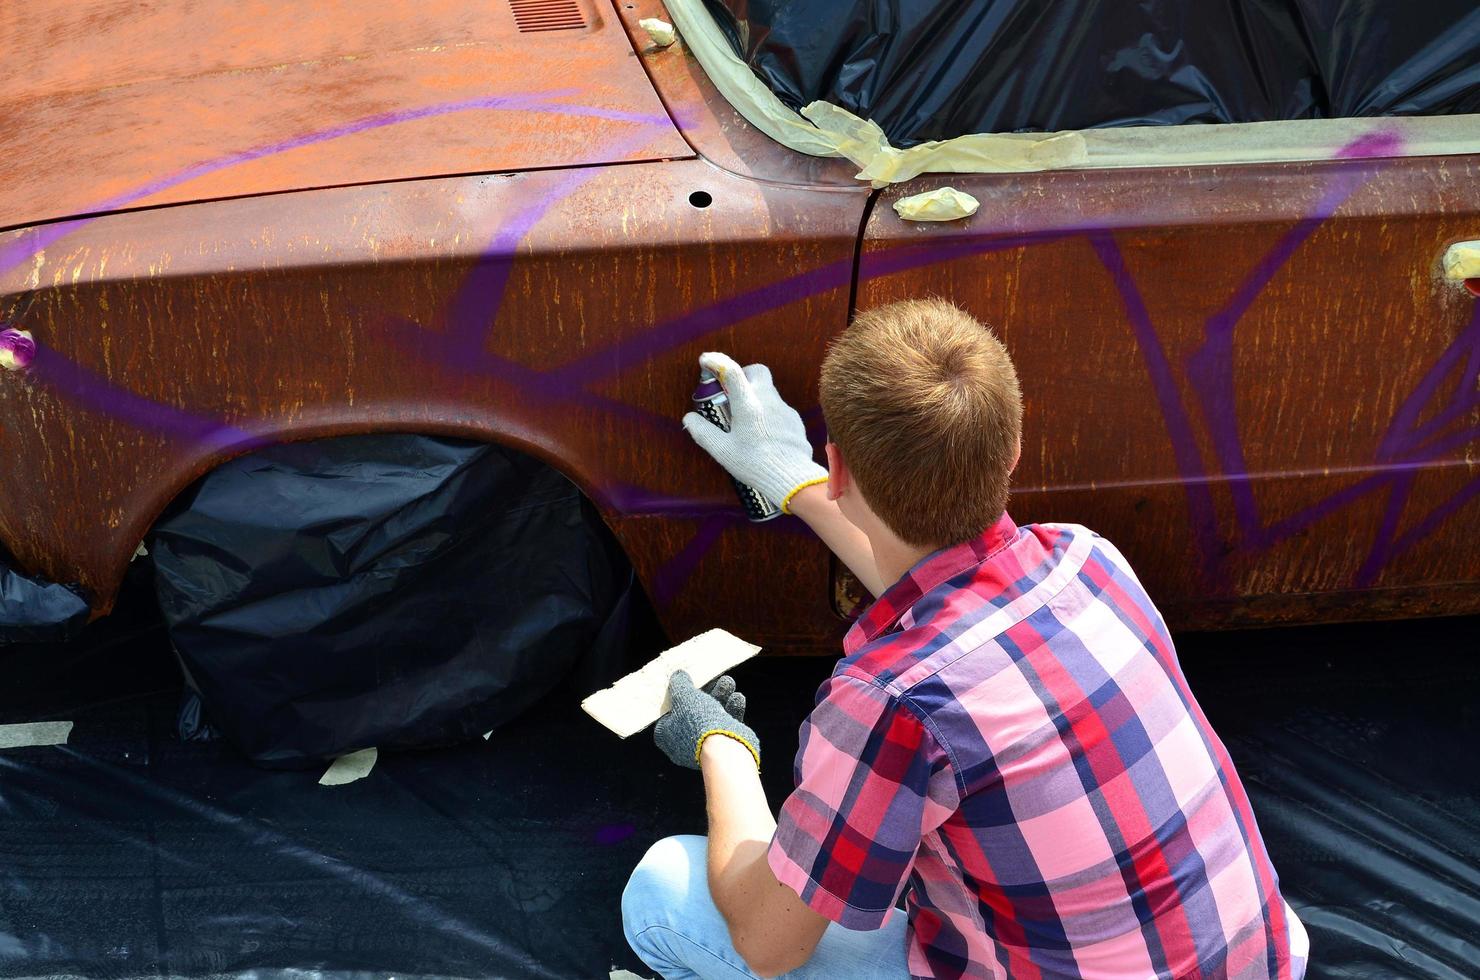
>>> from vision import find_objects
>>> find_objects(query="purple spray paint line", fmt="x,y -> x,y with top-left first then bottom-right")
0,327 -> 36,372
691,367 -> 780,522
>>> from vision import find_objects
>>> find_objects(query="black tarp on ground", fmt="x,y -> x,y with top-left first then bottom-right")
703,0 -> 1480,143
2,570 -> 1478,979
0,544 -> 90,644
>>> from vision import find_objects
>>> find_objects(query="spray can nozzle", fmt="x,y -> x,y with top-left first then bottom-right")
691,368 -> 781,522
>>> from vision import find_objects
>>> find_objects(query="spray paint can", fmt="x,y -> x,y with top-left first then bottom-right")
692,367 -> 782,522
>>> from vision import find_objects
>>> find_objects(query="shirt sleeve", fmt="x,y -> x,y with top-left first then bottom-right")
767,670 -> 960,930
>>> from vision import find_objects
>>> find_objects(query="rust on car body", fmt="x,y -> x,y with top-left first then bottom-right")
1,0 -> 1478,655
0,0 -> 690,230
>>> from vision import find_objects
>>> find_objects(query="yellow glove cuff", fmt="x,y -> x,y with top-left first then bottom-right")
780,476 -> 829,514
695,729 -> 761,770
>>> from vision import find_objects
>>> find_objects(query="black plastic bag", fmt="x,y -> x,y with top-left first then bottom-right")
0,546 -> 90,645
151,434 -> 631,768
703,0 -> 1480,144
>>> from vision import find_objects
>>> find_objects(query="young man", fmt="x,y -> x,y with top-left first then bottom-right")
622,299 -> 1309,979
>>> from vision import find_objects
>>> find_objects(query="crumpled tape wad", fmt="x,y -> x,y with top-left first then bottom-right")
638,18 -> 676,47
894,187 -> 981,222
583,628 -> 762,738
1443,241 -> 1480,280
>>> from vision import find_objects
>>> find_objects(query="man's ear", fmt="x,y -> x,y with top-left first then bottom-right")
825,443 -> 848,501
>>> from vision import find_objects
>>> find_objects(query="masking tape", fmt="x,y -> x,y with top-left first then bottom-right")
802,102 -> 1087,186
319,747 -> 377,786
660,0 -> 849,158
894,187 -> 981,222
0,720 -> 73,749
661,0 -> 1480,183
1443,241 -> 1480,280
638,18 -> 676,47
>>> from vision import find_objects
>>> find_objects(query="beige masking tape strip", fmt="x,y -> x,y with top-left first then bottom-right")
1065,114 -> 1480,170
661,0 -> 848,159
0,720 -> 73,748
802,102 -> 1086,185
661,0 -> 1480,182
1444,241 -> 1480,280
582,628 -> 762,738
319,747 -> 377,786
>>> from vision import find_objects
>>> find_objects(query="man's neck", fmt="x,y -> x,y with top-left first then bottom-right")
867,531 -> 935,594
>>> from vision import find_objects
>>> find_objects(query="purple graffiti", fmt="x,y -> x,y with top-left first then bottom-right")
2,92 -> 671,454
1184,135 -> 1404,543
594,823 -> 637,846
26,346 -> 261,453
0,91 -> 670,276
597,483 -> 741,519
4,101 -> 1477,612
1089,234 -> 1227,586
650,514 -> 740,607
1087,128 -> 1480,587
1351,304 -> 1480,584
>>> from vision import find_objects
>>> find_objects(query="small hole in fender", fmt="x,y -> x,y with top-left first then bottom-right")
688,190 -> 713,209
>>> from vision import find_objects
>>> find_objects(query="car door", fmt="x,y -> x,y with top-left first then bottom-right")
858,147 -> 1480,627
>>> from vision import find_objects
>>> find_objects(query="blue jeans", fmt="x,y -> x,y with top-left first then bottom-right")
622,835 -> 911,980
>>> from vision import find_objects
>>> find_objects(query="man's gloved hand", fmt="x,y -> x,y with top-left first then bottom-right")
654,671 -> 761,771
682,351 -> 828,513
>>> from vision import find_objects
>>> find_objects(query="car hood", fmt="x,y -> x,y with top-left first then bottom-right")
0,0 -> 690,231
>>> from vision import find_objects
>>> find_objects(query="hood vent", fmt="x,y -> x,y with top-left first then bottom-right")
509,0 -> 587,32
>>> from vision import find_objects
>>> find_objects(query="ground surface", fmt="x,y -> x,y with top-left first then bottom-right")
2,572 -> 1477,979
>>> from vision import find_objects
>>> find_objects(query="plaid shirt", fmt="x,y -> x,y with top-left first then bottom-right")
768,516 -> 1304,979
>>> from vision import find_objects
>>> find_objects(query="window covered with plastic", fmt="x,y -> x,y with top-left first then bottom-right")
702,0 -> 1480,145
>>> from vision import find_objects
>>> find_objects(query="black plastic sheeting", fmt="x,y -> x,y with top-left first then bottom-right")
150,434 -> 631,768
0,545 -> 90,645
3,589 -> 1479,978
703,0 -> 1480,144
0,561 -> 676,980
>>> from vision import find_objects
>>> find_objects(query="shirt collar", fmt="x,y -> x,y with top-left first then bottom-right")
844,512 -> 1019,654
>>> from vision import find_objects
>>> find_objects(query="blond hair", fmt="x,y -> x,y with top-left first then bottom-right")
819,299 -> 1022,547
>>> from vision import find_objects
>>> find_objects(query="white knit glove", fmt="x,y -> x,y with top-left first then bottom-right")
681,352 -> 828,513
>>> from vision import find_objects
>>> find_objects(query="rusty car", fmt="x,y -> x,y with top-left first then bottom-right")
3,0 -> 1479,660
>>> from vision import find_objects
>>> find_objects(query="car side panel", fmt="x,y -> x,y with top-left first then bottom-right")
0,159 -> 868,653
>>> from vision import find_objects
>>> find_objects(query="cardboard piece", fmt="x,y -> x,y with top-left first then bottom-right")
582,628 -> 762,738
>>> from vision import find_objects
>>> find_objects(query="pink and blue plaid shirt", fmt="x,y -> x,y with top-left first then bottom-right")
768,515 -> 1306,979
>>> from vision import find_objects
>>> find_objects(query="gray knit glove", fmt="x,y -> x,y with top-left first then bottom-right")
681,352 -> 828,513
654,671 -> 760,771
